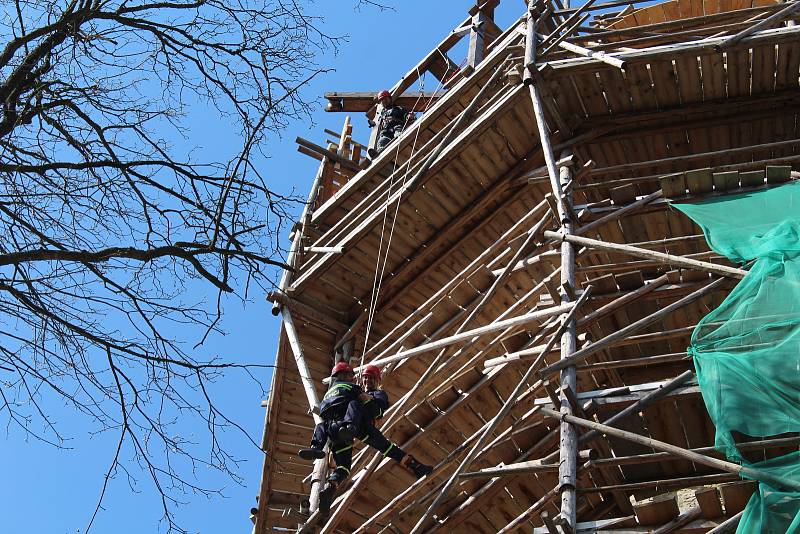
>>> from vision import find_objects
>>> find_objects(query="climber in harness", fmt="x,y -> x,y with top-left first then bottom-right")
298,362 -> 433,515
359,364 -> 432,479
367,90 -> 416,159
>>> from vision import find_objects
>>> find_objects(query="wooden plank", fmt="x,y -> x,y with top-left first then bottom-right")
726,48 -> 751,98
739,169 -> 765,187
650,59 -> 680,109
625,62 -> 659,111
660,173 -> 687,198
676,55 -> 703,104
684,168 -> 713,194
573,72 -> 611,117
712,170 -> 739,191
634,494 -> 680,526
719,481 -> 757,515
598,68 -> 634,114
695,487 -> 724,519
766,164 -> 792,183
775,42 -> 800,91
751,42 -> 776,95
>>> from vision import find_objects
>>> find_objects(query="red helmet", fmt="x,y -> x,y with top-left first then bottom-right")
362,364 -> 381,380
376,90 -> 391,101
330,361 -> 354,377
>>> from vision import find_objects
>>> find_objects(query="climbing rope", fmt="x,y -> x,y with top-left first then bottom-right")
359,66 -> 453,369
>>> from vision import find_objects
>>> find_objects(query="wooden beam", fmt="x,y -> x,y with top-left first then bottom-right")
544,231 -> 747,279
715,0 -> 800,50
707,511 -> 744,533
578,473 -> 740,493
586,138 -> 800,178
280,308 -> 327,513
464,435 -> 800,478
484,273 -> 671,369
364,302 -> 573,369
653,506 -> 702,534
324,91 -> 443,113
539,0 -> 600,52
467,10 -> 488,69
545,25 -> 800,75
575,190 -> 662,236
540,408 -> 800,491
295,136 -> 361,172
407,287 -> 591,534
539,277 -> 727,377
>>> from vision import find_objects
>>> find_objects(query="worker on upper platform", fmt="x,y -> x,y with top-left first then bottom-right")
298,361 -> 433,515
367,90 -> 415,158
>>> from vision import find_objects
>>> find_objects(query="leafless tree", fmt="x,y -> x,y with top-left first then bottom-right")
0,0 -> 346,531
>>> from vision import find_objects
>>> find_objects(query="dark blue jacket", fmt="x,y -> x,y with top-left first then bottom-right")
363,389 -> 389,421
319,380 -> 362,420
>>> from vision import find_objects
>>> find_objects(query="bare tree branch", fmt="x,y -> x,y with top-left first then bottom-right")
0,0 -> 348,531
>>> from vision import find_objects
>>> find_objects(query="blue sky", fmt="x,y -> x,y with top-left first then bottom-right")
0,2 -> 524,533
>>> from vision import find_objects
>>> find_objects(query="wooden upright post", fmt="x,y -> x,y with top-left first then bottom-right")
525,0 -> 578,527
557,154 -> 578,529
467,9 -> 487,70
281,307 -> 328,514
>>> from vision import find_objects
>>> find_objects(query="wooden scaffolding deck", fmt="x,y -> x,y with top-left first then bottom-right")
254,0 -> 800,532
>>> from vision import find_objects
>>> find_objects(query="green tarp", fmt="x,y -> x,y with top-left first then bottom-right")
675,182 -> 800,533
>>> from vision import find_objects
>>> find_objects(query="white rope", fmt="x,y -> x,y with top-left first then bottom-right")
359,67 -> 451,368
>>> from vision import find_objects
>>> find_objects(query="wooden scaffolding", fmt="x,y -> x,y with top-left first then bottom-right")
254,0 -> 800,532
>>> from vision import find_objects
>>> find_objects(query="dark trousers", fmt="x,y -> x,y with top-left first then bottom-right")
376,125 -> 403,153
310,401 -> 406,483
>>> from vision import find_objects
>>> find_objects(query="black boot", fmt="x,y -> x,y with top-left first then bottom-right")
298,445 -> 325,461
318,479 -> 339,516
367,147 -> 378,159
401,454 -> 433,479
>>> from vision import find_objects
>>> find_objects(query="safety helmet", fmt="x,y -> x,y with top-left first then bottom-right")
376,90 -> 392,101
362,364 -> 381,380
330,361 -> 354,377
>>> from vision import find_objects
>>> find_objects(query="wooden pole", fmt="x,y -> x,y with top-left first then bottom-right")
555,39 -> 627,69
544,231 -> 747,279
575,190 -> 662,236
545,370 -> 695,463
578,473 -> 740,493
555,154 -> 579,531
707,511 -> 744,533
467,9 -> 487,69
465,370 -> 697,479
539,276 -> 728,377
484,272 -> 670,369
407,286 -> 590,534
538,0 -> 599,51
539,14 -> 592,57
363,198 -> 548,362
653,506 -> 702,534
540,407 -> 800,491
280,308 -> 327,513
362,302 -> 573,368
716,0 -> 800,50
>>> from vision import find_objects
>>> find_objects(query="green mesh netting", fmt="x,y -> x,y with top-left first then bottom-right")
675,182 -> 800,534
